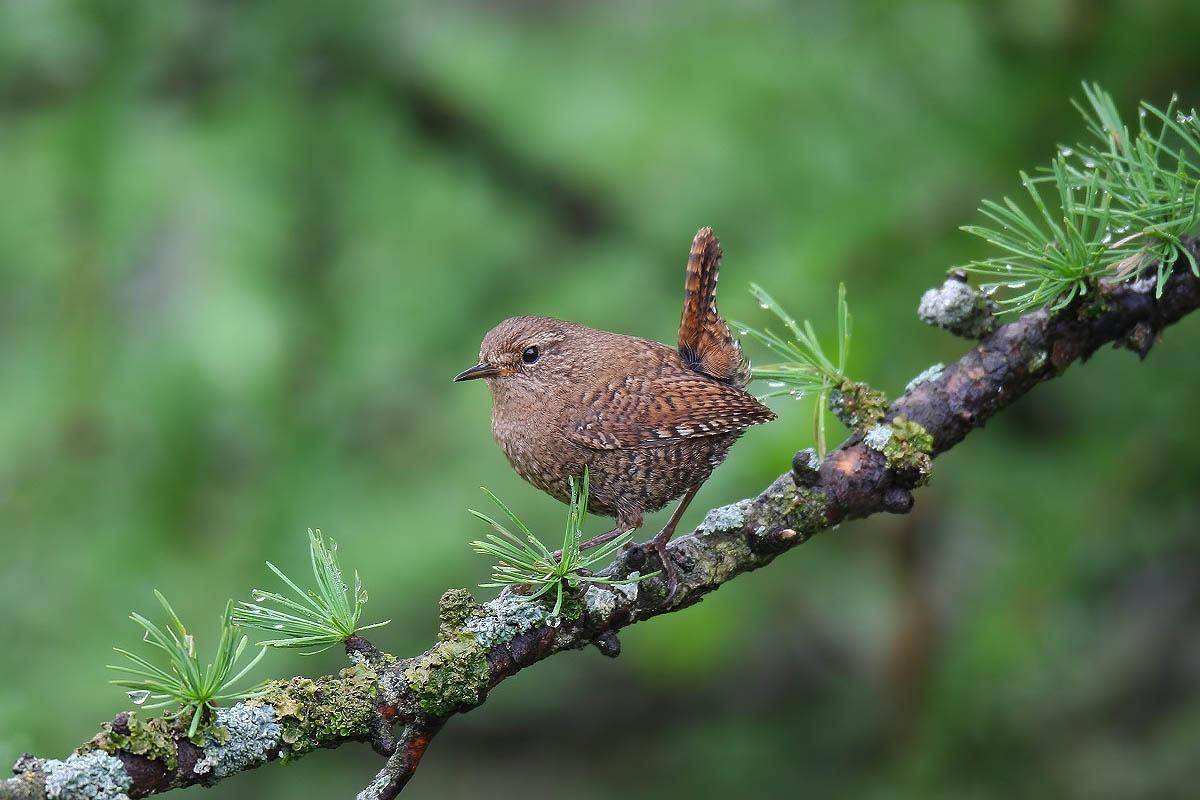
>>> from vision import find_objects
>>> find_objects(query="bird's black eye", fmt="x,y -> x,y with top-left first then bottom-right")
522,345 -> 540,364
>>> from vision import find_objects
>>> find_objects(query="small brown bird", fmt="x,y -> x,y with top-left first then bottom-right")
454,227 -> 775,594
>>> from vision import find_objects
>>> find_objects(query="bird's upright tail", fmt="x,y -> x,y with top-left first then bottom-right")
677,227 -> 752,387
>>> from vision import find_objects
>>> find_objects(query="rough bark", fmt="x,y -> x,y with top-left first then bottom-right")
4,243 -> 1198,800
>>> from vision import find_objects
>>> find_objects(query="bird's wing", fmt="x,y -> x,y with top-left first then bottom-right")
677,227 -> 751,387
565,373 -> 776,450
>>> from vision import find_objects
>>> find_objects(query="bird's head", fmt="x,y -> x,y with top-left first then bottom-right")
453,316 -> 578,391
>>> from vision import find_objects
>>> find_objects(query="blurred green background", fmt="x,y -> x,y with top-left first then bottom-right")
3,1 -> 1200,798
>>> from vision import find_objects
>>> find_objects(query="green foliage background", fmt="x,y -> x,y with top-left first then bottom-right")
2,2 -> 1200,798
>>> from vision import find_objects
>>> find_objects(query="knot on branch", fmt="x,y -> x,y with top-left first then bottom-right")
791,448 -> 822,487
747,476 -> 829,555
346,635 -> 388,667
918,271 -> 998,339
590,631 -> 622,658
1104,279 -> 1163,359
4,756 -> 46,800
1116,319 -> 1157,358
881,486 -> 915,514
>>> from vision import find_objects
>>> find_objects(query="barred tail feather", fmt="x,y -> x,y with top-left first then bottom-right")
677,227 -> 751,387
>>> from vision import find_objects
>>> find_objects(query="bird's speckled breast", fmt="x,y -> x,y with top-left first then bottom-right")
490,402 -> 582,506
490,397 -> 740,521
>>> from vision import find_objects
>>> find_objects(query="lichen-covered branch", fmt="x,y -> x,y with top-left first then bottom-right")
4,242 -> 1198,800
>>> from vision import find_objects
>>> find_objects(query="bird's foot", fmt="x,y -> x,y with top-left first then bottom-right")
644,532 -> 681,605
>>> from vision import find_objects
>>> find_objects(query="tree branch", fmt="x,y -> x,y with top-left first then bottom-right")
5,243 -> 1198,800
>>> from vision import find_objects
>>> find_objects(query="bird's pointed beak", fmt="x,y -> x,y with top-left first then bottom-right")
453,362 -> 501,382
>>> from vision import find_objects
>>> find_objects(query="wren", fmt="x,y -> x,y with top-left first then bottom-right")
454,227 -> 775,594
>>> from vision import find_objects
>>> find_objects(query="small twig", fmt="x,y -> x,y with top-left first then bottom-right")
356,718 -> 445,800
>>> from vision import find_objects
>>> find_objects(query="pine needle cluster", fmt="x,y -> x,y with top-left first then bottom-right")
108,592 -> 266,737
734,283 -> 851,457
963,83 -> 1199,312
233,529 -> 391,654
469,470 -> 648,620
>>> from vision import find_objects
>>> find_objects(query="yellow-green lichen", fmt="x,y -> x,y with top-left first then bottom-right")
864,417 -> 934,485
403,590 -> 492,717
437,588 -> 481,640
772,479 -> 829,533
787,485 -> 830,532
668,533 -> 752,589
79,712 -> 181,770
558,595 -> 584,622
402,638 -> 491,717
829,380 -> 889,430
252,662 -> 378,761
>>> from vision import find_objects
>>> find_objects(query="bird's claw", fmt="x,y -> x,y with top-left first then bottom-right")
646,538 -> 681,605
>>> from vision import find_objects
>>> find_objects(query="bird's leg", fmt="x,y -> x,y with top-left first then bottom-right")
644,484 -> 701,604
577,523 -> 635,552
553,511 -> 642,560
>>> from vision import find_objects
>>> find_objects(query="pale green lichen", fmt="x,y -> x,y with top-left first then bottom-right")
465,591 -> 556,648
375,665 -> 407,709
829,380 -> 889,430
757,477 -> 828,538
904,363 -> 945,392
697,500 -> 752,534
918,275 -> 998,338
582,572 -> 641,620
193,704 -> 281,779
253,663 -> 378,760
863,424 -> 894,451
43,752 -> 131,800
79,712 -> 180,770
582,584 -> 618,619
613,573 -> 640,602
